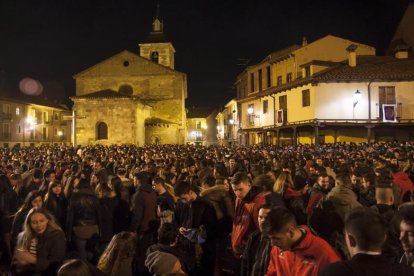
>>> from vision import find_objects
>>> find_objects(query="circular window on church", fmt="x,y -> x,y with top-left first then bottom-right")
123,61 -> 129,67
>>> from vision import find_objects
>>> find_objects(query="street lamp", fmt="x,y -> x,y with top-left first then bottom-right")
247,106 -> 254,115
58,130 -> 63,144
229,119 -> 234,125
353,90 -> 361,107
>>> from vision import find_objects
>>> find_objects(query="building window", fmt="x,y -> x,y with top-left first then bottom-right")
119,84 -> 133,96
263,100 -> 268,114
286,73 -> 292,83
2,104 -> 10,114
248,103 -> 254,125
16,107 -> 20,116
54,113 -> 59,121
43,111 -> 49,123
305,66 -> 311,77
151,51 -> 159,63
266,66 -> 271,88
54,127 -> 58,136
16,124 -> 21,134
378,86 -> 396,119
250,73 -> 255,93
277,76 -> 282,86
29,109 -> 36,118
258,69 -> 262,91
302,89 -> 310,107
42,127 -> 48,140
96,122 -> 108,140
196,121 -> 202,129
2,123 -> 10,139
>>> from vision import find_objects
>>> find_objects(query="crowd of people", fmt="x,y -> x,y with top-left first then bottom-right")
0,142 -> 414,275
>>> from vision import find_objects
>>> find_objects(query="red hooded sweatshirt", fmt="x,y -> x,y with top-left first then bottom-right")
393,172 -> 414,201
266,226 -> 340,276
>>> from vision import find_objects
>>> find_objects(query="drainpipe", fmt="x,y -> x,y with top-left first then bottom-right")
270,94 -> 276,145
367,81 -> 372,143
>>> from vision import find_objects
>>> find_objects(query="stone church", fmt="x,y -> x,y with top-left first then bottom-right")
71,7 -> 187,146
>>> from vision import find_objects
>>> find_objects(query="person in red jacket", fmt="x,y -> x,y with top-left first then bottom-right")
264,207 -> 340,276
231,172 -> 266,258
390,164 -> 414,202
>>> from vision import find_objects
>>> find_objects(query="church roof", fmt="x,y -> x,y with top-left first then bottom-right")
143,31 -> 168,43
71,89 -> 132,99
73,50 -> 184,78
145,117 -> 177,125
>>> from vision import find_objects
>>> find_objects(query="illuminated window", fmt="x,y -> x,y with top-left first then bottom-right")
302,89 -> 310,107
196,121 -> 202,129
16,107 -> 20,116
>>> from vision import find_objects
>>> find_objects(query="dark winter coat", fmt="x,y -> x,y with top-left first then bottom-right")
130,183 -> 158,234
200,185 -> 234,238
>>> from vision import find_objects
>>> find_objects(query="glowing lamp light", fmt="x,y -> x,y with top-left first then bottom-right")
247,107 -> 254,114
58,131 -> 63,136
229,119 -> 234,124
216,126 -> 220,130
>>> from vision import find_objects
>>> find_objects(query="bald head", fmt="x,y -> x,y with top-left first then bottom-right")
375,187 -> 394,205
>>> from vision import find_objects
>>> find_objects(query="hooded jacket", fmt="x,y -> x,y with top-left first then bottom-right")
393,172 -> 414,202
232,185 -> 265,258
327,185 -> 361,220
201,185 -> 234,238
266,226 -> 340,276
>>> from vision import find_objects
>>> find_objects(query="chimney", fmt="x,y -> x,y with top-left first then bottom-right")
346,44 -> 358,67
302,36 -> 308,46
394,44 -> 409,59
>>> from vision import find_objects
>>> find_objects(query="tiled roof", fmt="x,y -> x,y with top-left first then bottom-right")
71,89 -> 132,99
313,56 -> 414,82
142,32 -> 168,43
0,94 -> 69,110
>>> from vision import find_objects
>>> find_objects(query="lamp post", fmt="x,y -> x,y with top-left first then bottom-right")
353,90 -> 362,119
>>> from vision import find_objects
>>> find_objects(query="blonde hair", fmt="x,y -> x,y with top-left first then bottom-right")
273,171 -> 292,194
17,207 -> 61,250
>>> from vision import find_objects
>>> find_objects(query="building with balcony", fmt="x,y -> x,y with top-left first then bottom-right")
0,97 -> 72,147
235,35 -> 414,145
187,107 -> 219,145
216,99 -> 240,146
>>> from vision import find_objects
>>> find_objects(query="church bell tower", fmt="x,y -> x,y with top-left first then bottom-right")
139,2 -> 176,69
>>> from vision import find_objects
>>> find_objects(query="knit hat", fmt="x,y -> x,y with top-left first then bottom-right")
145,251 -> 179,276
293,175 -> 308,191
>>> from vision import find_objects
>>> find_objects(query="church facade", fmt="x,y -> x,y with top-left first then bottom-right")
71,9 -> 187,146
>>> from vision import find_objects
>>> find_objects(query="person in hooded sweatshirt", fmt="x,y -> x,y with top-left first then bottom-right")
326,173 -> 362,220
264,207 -> 340,276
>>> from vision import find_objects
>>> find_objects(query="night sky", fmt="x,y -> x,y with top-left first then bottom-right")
0,0 -> 410,107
